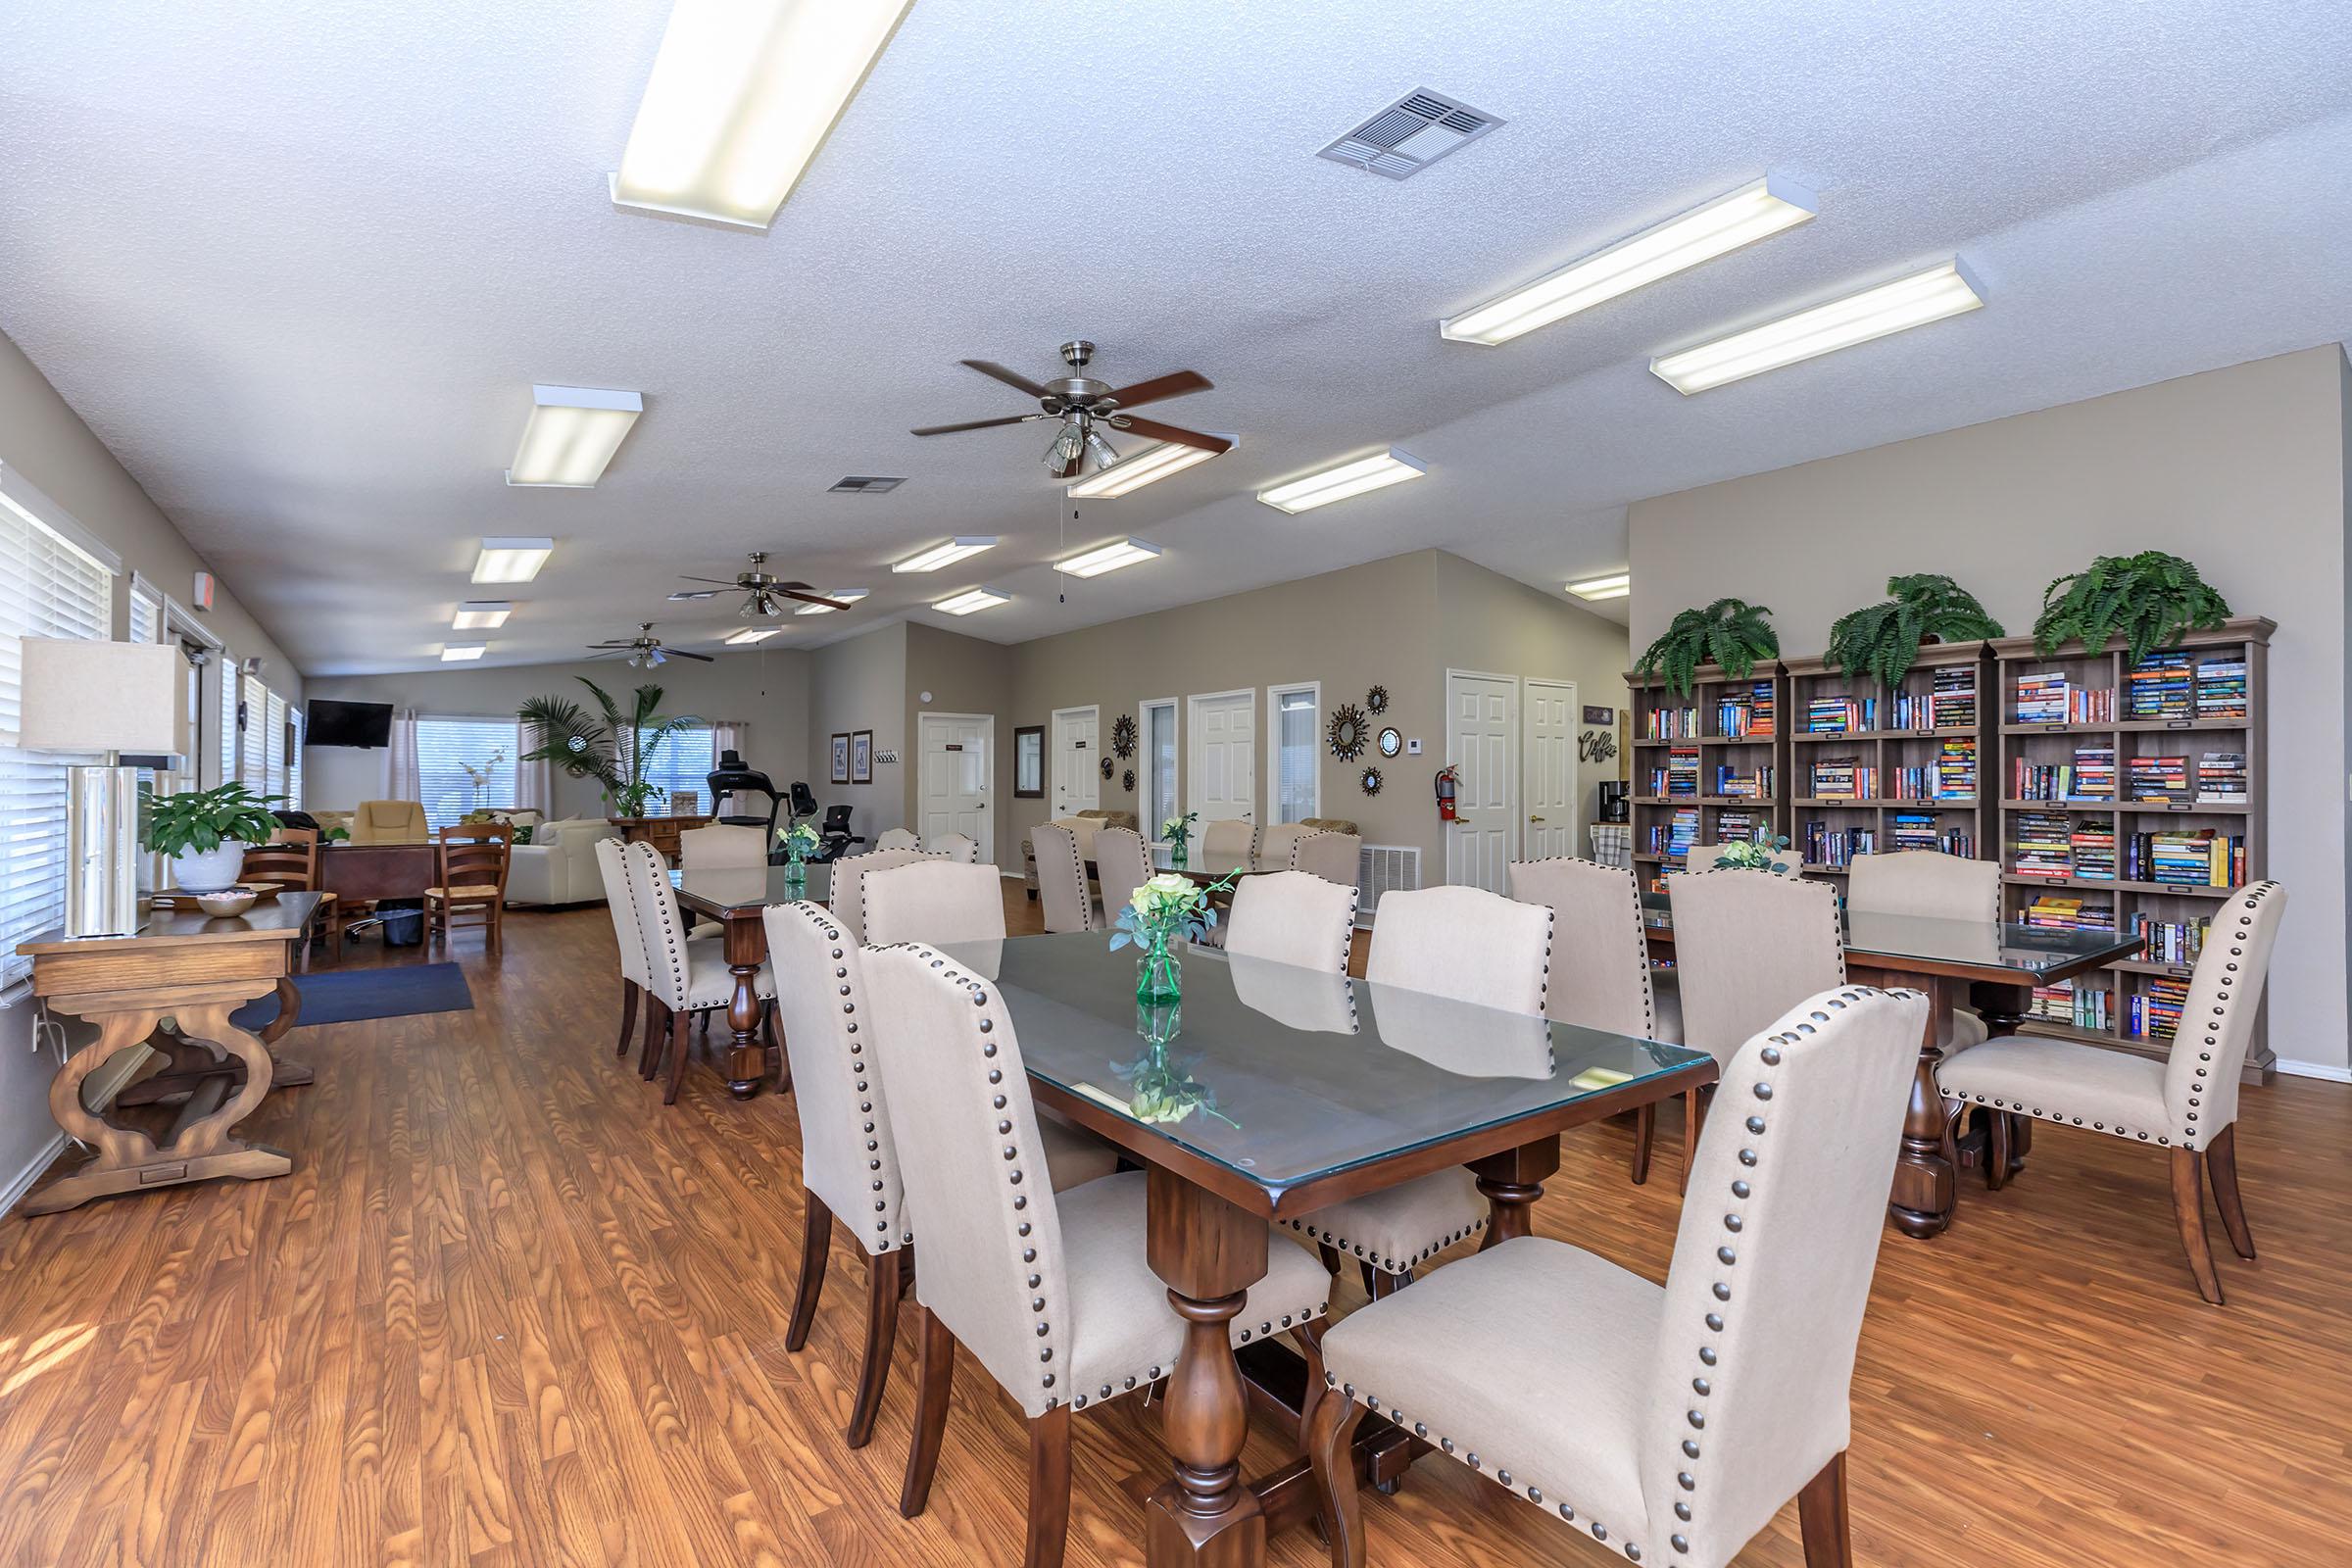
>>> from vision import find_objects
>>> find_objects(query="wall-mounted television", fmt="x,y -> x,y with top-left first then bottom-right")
306,699 -> 394,749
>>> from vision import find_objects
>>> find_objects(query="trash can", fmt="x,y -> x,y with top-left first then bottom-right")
378,898 -> 425,948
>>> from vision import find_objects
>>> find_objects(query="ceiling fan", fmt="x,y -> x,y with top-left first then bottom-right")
668,551 -> 856,619
909,340 -> 1233,479
586,623 -> 713,667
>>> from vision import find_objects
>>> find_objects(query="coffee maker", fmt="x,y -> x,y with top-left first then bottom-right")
1596,781 -> 1630,823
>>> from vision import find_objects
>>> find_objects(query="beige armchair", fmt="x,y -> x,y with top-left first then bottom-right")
349,799 -> 429,844
507,816 -> 620,906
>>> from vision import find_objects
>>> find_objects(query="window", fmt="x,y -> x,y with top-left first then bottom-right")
264,691 -> 287,802
128,573 -> 164,645
239,673 -> 267,789
415,715 -> 521,827
218,652 -> 238,785
635,725 -> 716,812
1139,699 -> 1177,836
285,705 -> 302,809
1,472 -> 117,988
1269,682 -> 1320,824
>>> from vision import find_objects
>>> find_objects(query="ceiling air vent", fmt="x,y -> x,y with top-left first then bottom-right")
1317,88 -> 1503,180
829,475 -> 906,494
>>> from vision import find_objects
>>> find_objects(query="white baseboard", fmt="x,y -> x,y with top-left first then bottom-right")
0,1133 -> 67,1219
2276,1057 -> 2352,1084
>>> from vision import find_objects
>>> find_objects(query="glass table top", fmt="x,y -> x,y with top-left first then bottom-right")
938,933 -> 1711,1204
671,860 -> 833,914
1638,890 -> 2143,976
1147,843 -> 1271,876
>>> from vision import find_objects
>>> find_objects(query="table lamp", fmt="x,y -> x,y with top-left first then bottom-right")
20,638 -> 187,939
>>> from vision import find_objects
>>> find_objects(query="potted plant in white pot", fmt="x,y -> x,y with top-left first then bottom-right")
143,782 -> 284,892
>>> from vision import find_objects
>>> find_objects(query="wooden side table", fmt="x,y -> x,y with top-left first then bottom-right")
14,893 -> 320,1215
610,814 -> 711,861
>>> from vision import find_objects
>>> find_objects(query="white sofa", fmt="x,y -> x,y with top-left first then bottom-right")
506,816 -> 620,906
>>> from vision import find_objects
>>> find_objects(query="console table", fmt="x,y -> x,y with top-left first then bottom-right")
610,814 -> 710,861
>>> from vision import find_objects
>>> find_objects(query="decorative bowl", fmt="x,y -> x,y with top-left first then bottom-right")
195,888 -> 259,918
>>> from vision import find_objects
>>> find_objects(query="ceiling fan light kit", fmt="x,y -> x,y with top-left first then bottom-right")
1054,538 -> 1161,578
588,622 -> 716,665
471,537 -> 556,584
893,536 -> 997,573
506,386 -> 643,487
1651,258 -> 1984,393
1256,448 -> 1426,514
452,601 -> 513,629
910,340 -> 1231,481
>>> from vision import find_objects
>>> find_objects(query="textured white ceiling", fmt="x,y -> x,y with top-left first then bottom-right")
4,1 -> 2352,673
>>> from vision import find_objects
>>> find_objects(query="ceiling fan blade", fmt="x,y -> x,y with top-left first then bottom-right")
668,590 -> 722,602
1102,369 -> 1210,410
675,574 -> 739,585
910,414 -> 1041,437
1110,415 -> 1234,455
959,359 -> 1051,398
666,648 -> 717,662
778,588 -> 857,611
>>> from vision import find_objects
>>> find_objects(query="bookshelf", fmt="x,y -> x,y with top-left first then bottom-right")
1992,617 -> 2273,1081
1783,642 -> 1993,881
1626,662 -> 1789,884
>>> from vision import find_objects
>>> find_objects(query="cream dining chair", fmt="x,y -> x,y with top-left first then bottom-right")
594,838 -> 656,1069
1305,983 -> 1928,1568
1091,825 -> 1153,927
1224,869 -> 1357,974
927,830 -> 981,863
1938,881 -> 2285,1303
862,860 -> 1008,950
616,841 -> 779,1103
1029,821 -> 1095,934
865,941 -> 1332,1568
875,827 -> 922,852
1257,822 -> 1310,868
1283,885 -> 1552,1296
1290,829 -> 1362,889
1845,850 -> 1995,1050
830,847 -> 946,944
679,822 -> 769,869
1200,817 -> 1257,871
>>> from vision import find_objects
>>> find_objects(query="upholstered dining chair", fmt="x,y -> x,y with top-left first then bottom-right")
875,826 -> 922,852
830,847 -> 946,944
594,838 -> 660,1070
1938,881 -> 2285,1303
1200,816 -> 1257,871
1683,841 -> 1803,876
863,941 -> 1333,1568
928,831 -> 981,863
1305,983 -> 1928,1568
616,841 -> 778,1103
243,827 -> 337,968
1225,869 -> 1357,973
425,821 -> 512,954
1668,869 -> 1844,1192
678,822 -> 769,869
1283,885 -> 1553,1297
1290,829 -> 1362,889
1845,850 -> 1996,1051
761,904 -> 1117,1452
1090,825 -> 1153,926
1029,822 -> 1095,934
1507,856 -> 1677,1184
862,860 -> 1007,949
1258,822 -> 1309,868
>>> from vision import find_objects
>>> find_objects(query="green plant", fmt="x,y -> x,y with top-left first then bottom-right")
1715,834 -> 1795,874
1635,598 -> 1780,699
142,782 -> 284,858
779,820 -> 819,859
2033,550 -> 2230,668
518,678 -> 701,818
1825,573 -> 2006,690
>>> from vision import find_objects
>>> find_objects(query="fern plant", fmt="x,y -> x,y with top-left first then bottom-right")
518,677 -> 702,817
1825,573 -> 2005,690
2033,551 -> 2230,668
1634,598 -> 1779,699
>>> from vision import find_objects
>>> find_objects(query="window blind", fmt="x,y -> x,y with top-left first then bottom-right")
218,653 -> 238,785
286,705 -> 303,809
128,574 -> 163,645
265,690 -> 287,801
240,673 -> 268,788
633,727 -> 716,812
1274,687 -> 1318,824
416,715 -> 520,827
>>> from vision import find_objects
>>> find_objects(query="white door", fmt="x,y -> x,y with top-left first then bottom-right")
918,711 -> 993,861
1446,671 -> 1517,891
1523,679 -> 1579,862
1052,706 -> 1099,818
1187,690 -> 1256,823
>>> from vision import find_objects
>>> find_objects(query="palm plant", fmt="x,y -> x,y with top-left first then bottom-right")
1825,573 -> 2006,690
2033,550 -> 2230,668
518,677 -> 701,818
1634,597 -> 1780,699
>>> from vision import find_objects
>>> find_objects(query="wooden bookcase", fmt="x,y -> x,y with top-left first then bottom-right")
1782,642 -> 1993,881
1626,662 -> 1789,885
1991,617 -> 2273,1080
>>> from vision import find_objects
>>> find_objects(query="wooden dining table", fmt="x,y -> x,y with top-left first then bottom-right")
670,861 -> 834,1097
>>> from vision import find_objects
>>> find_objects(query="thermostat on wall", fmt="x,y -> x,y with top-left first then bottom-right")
1406,737 -> 1423,756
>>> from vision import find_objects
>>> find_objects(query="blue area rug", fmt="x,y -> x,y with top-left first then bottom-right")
229,961 -> 475,1031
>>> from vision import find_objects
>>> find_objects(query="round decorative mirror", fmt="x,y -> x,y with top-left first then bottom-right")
1365,684 -> 1389,713
1111,712 -> 1138,760
1122,767 -> 1136,792
1327,703 -> 1369,761
1377,726 -> 1401,758
1359,766 -> 1384,797
1099,755 -> 1114,780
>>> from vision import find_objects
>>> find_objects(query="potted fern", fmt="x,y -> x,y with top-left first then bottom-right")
2033,550 -> 2230,666
518,677 -> 702,818
1634,598 -> 1779,699
1825,573 -> 2005,689
143,782 -> 285,892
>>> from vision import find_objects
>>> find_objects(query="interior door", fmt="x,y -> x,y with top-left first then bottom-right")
1187,691 -> 1256,823
1052,706 -> 1099,818
1522,678 -> 1579,862
918,712 -> 992,860
1446,672 -> 1516,890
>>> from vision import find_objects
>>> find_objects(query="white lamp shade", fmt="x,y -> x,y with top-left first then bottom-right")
20,638 -> 186,755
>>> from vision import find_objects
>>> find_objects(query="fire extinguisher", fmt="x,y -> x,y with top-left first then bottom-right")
1434,764 -> 1460,822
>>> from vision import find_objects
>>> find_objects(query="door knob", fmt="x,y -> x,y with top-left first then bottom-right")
1529,815 -> 1545,824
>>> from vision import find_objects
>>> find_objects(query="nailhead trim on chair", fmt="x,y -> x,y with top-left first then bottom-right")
783,903 -> 909,1253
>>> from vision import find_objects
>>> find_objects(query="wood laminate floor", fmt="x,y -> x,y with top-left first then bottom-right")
2,888 -> 2346,1567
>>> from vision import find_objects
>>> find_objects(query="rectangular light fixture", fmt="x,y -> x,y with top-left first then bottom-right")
610,0 -> 912,232
1257,449 -> 1427,514
933,586 -> 1008,616
1054,538 -> 1162,578
893,536 -> 996,573
471,537 -> 555,584
1651,260 -> 1985,394
441,643 -> 488,662
507,385 -> 643,487
725,627 -> 784,645
797,587 -> 871,614
1442,175 -> 1817,346
1567,572 -> 1631,602
1065,438 -> 1231,499
452,601 -> 513,629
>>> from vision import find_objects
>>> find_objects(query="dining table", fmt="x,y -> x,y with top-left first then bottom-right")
941,932 -> 1717,1568
670,860 -> 834,1097
1639,892 -> 2145,1237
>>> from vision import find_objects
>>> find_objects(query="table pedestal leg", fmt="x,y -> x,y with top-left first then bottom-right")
1145,1168 -> 1267,1568
1882,973 -> 1958,1239
1976,985 -> 2033,1181
721,920 -> 768,1100
1470,1136 -> 1560,1250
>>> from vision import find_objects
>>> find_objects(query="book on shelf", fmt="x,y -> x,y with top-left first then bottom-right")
1809,757 -> 1877,800
2123,829 -> 2244,888
1666,748 -> 1699,799
1806,695 -> 1870,734
2126,754 -> 2188,804
1647,806 -> 1701,860
2131,910 -> 2209,965
1713,808 -> 1768,845
2126,651 -> 2195,721
2012,810 -> 2074,879
1717,680 -> 1777,738
1644,704 -> 1700,739
2015,670 -> 2115,724
2010,743 -> 2114,801
1884,665 -> 1979,731
1802,821 -> 1876,867
2194,656 -> 2248,719
2030,979 -> 2112,1030
2069,821 -> 2116,880
2023,894 -> 2116,933
1712,762 -> 1775,798
1890,810 -> 1973,857
2130,976 -> 2191,1041
2195,750 -> 2248,804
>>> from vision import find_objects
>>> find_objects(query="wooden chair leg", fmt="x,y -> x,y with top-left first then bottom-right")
1305,1380 -> 1367,1568
2207,1123 -> 2255,1260
638,997 -> 666,1080
764,1000 -> 790,1094
1366,1268 -> 1407,1302
662,1008 -> 693,1105
1292,1320 -> 1327,1446
1630,1102 -> 1654,1185
847,1248 -> 903,1449
1318,1243 -> 1343,1277
1680,1085 -> 1711,1195
1796,1449 -> 1852,1568
2170,1147 -> 2226,1304
616,978 -> 641,1058
786,1187 -> 831,1353
1355,1260 -> 1380,1298
900,1307 -> 956,1518
1022,1403 -> 1071,1568
1986,1110 -> 2013,1191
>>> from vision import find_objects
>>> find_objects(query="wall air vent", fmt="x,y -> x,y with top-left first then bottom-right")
1318,88 -> 1503,180
829,475 -> 906,494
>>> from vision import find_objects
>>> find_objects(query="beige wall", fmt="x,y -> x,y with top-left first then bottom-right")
1628,345 -> 2350,1075
905,621 -> 1015,860
808,625 -> 907,844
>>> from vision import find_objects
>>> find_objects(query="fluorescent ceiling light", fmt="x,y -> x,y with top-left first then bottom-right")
441,644 -> 487,662
725,626 -> 784,645
1567,572 -> 1631,601
934,586 -> 1009,616
1054,538 -> 1162,578
893,536 -> 997,573
610,0 -> 912,232
797,587 -> 871,614
507,385 -> 643,487
471,537 -> 555,584
1652,260 -> 1986,394
452,601 -> 513,629
1257,449 -> 1427,514
1442,175 -> 1816,346
1065,438 -> 1231,499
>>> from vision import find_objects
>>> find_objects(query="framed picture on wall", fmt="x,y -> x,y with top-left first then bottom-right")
851,730 -> 873,785
1013,724 -> 1045,798
830,733 -> 851,784
1583,704 -> 1615,726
